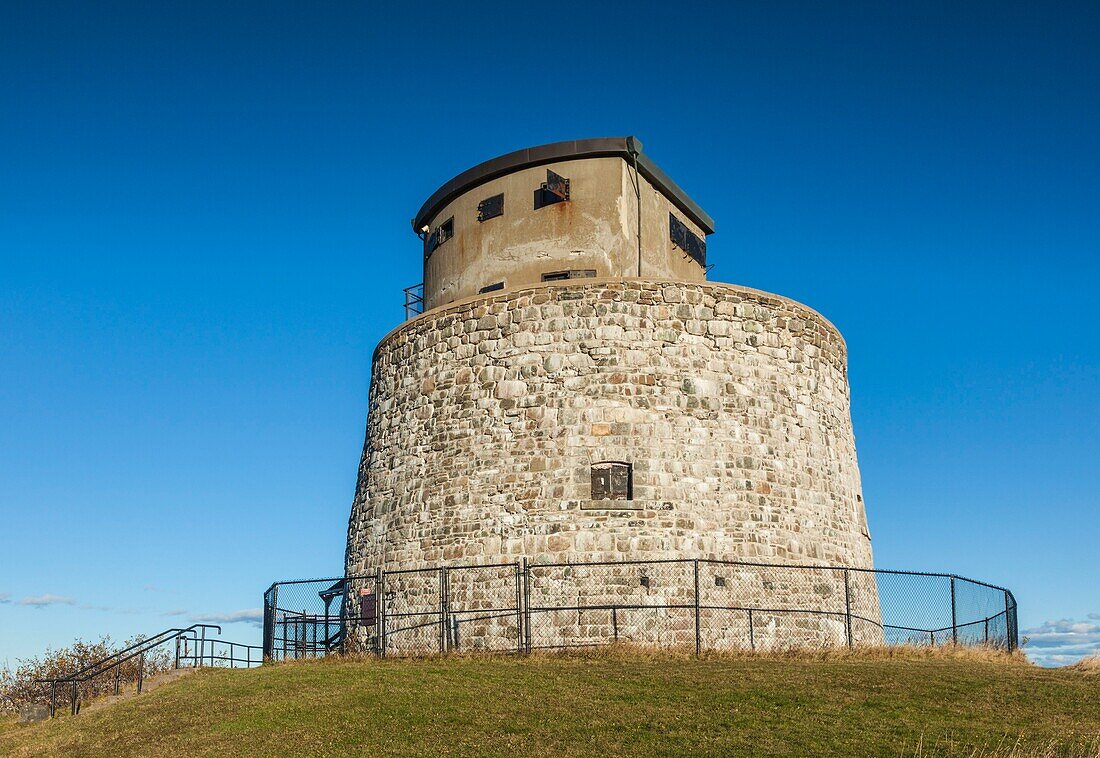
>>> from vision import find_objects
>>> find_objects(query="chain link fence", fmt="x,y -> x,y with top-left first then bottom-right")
263,559 -> 1017,660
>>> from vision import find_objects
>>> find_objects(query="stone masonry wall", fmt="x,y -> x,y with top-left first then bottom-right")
345,278 -> 874,580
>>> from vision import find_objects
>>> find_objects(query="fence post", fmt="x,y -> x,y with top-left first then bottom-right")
71,681 -> 78,716
843,569 -> 853,648
372,569 -> 382,657
439,567 -> 447,655
950,577 -> 958,646
1004,590 -> 1014,652
338,582 -> 348,657
175,635 -> 181,669
114,663 -> 121,696
265,584 -> 278,661
514,562 -> 523,655
693,559 -> 701,655
137,652 -> 145,694
612,607 -> 619,643
522,558 -> 532,654
748,609 -> 755,651
50,681 -> 56,718
296,610 -> 305,660
379,569 -> 387,658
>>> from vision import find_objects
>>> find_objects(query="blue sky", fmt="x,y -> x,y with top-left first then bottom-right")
1,0 -> 1097,667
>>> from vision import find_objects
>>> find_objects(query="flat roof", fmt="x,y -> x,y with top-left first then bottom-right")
411,137 -> 716,235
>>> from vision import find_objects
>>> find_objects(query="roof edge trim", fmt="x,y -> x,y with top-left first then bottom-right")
411,137 -> 716,235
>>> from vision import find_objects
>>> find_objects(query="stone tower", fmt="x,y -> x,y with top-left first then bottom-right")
345,137 -> 874,578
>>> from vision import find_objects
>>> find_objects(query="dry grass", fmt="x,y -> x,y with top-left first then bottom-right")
1,647 -> 1096,757
1071,654 -> 1100,675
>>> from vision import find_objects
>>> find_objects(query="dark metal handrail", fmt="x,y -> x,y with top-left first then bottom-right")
34,623 -> 266,717
176,638 -> 264,669
56,624 -> 222,685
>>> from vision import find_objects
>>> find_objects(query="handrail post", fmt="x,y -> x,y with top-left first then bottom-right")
844,569 -> 853,648
693,559 -> 701,655
950,577 -> 958,646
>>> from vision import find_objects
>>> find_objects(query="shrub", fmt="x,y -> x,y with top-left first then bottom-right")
0,636 -> 172,714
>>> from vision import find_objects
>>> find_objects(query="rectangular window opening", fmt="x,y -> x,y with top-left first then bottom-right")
477,193 -> 504,222
669,212 -> 706,266
591,461 -> 633,501
534,169 -> 570,210
439,217 -> 454,244
479,281 -> 505,294
425,216 -> 455,259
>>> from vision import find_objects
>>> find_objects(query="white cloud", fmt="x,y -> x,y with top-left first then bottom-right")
18,594 -> 77,607
189,608 -> 264,627
0,592 -> 11,604
1022,616 -> 1100,667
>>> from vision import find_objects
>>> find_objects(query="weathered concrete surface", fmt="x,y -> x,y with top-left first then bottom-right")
422,159 -> 708,309
346,278 -> 873,576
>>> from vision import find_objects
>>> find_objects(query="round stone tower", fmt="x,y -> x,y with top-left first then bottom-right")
345,137 -> 874,579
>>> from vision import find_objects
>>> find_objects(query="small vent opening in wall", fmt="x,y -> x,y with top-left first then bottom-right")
592,461 -> 632,501
479,281 -> 505,294
542,270 -> 596,282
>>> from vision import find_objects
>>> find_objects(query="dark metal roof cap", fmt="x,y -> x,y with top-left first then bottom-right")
411,137 -> 716,235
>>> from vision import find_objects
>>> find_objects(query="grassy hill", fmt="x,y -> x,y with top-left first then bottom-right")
1,648 -> 1097,757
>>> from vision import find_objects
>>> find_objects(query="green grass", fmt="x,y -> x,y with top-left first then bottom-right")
2,649 -> 1097,757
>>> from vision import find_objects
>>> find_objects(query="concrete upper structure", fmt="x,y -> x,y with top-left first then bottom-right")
413,138 -> 715,310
